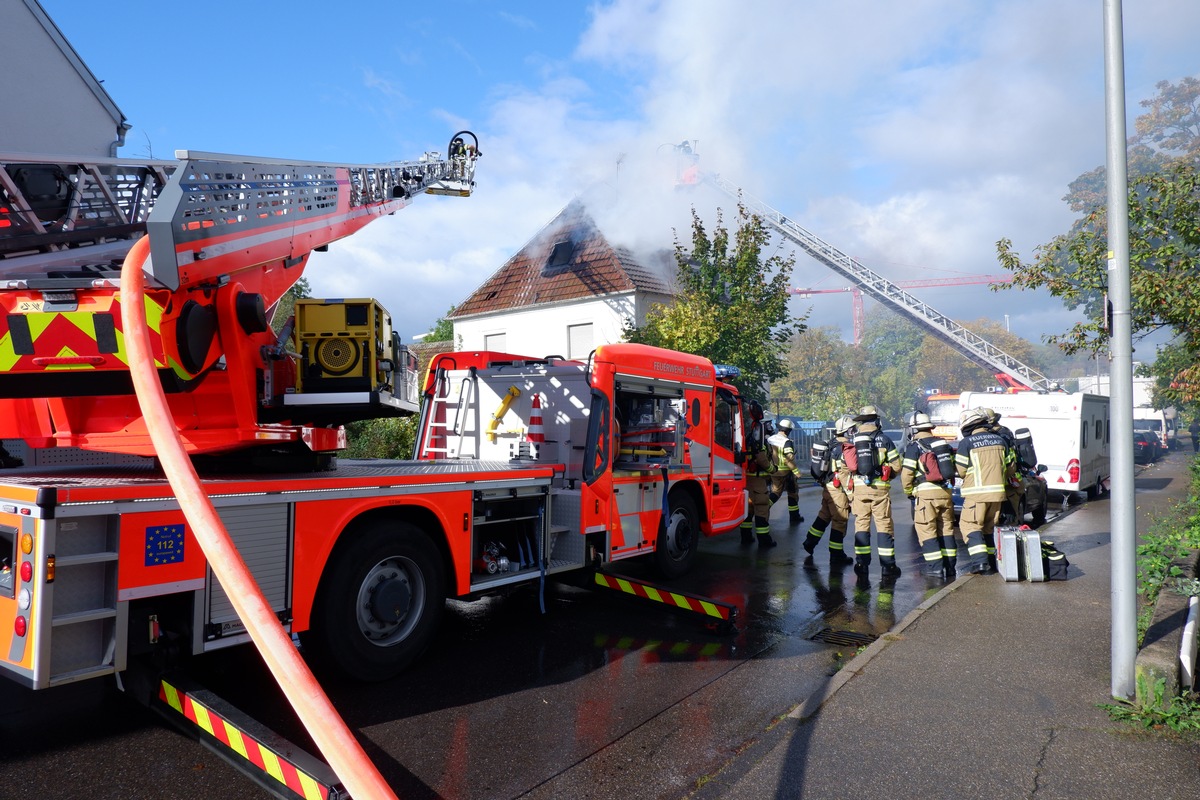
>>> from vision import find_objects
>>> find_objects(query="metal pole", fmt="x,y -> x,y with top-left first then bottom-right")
1103,0 -> 1137,700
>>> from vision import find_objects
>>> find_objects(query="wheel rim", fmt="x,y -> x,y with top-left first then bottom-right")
664,507 -> 694,562
355,555 -> 425,647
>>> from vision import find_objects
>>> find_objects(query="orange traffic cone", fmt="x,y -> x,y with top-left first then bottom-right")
528,394 -> 545,456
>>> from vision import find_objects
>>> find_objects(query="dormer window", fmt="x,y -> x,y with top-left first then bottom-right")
545,240 -> 574,274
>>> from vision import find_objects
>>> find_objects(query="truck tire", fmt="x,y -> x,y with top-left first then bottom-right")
307,521 -> 445,682
655,491 -> 699,579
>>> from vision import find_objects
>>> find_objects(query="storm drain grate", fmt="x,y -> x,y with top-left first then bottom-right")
809,627 -> 879,647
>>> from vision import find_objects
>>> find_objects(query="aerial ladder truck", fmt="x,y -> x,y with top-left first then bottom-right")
0,136 -> 749,798
673,144 -> 1057,392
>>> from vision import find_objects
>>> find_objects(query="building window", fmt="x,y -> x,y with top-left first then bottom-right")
568,323 -> 593,360
485,332 -> 506,352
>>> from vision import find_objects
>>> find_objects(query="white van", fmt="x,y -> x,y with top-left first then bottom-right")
958,391 -> 1111,497
1133,407 -> 1175,451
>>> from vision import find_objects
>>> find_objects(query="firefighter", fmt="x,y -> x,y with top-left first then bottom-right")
983,408 -> 1022,524
955,407 -> 1014,574
802,414 -> 855,567
739,400 -> 776,548
767,418 -> 805,526
900,412 -> 957,579
847,405 -> 902,579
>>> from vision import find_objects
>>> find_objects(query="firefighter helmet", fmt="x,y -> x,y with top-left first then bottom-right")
959,408 -> 989,434
854,404 -> 880,422
835,414 -> 855,435
776,418 -> 794,433
983,407 -> 1000,425
912,412 -> 933,431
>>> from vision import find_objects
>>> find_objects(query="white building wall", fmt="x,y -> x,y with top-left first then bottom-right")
455,296 -> 638,358
1,0 -> 125,157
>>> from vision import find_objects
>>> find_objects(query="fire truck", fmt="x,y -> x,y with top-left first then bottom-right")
0,143 -> 747,695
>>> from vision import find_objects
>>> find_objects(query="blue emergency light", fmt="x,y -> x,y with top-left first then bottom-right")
713,364 -> 741,380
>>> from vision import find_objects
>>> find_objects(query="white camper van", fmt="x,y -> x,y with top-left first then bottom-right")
958,391 -> 1111,497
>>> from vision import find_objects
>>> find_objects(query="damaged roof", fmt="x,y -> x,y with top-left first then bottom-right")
450,200 -> 674,319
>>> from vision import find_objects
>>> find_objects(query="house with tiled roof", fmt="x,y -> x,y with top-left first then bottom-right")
3,0 -> 130,157
449,200 -> 676,359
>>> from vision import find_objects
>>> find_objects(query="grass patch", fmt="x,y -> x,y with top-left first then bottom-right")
1134,460 -> 1200,644
1101,676 -> 1200,739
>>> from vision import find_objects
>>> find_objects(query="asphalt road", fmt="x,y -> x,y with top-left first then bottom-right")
0,480 -> 1071,800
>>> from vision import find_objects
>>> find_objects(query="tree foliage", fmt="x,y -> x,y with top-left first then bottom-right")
344,416 -> 418,459
995,77 -> 1200,407
271,276 -> 312,335
427,305 -> 457,343
625,203 -> 805,402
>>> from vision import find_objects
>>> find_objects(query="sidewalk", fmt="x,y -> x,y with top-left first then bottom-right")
693,452 -> 1200,799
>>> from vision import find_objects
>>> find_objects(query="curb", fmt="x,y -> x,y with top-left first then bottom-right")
788,572 -> 976,721
688,573 -> 978,800
1135,550 -> 1200,703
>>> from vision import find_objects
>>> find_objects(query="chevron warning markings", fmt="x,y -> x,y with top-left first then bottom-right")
157,678 -> 344,800
592,571 -> 737,623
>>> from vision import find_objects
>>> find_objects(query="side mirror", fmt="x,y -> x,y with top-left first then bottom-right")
1036,464 -> 1048,475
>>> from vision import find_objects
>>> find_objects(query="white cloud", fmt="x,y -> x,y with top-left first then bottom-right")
309,0 -> 1200,354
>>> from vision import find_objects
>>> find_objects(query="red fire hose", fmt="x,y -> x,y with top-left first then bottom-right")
119,237 -> 397,800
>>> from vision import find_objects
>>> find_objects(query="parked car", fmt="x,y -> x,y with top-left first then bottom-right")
1133,430 -> 1161,464
951,463 -> 1050,527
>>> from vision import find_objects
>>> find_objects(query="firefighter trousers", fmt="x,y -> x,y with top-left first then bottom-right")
960,497 -> 1004,566
741,474 -> 772,543
912,491 -> 956,570
851,483 -> 896,566
805,482 -> 851,556
769,472 -> 802,521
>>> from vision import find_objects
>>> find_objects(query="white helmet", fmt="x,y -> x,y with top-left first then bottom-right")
776,418 -> 794,433
960,408 -> 989,434
912,412 -> 933,431
835,414 -> 855,435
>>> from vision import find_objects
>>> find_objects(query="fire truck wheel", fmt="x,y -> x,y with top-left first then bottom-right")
655,491 -> 699,579
308,522 -> 445,682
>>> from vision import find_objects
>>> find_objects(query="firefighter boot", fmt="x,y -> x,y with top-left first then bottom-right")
881,560 -> 902,579
943,556 -> 957,580
803,518 -> 829,556
753,517 -> 773,549
853,556 -> 871,577
740,518 -> 754,545
829,538 -> 854,568
789,509 -> 804,526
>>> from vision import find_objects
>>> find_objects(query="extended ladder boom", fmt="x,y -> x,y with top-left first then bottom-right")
0,132 -> 481,456
704,173 -> 1054,391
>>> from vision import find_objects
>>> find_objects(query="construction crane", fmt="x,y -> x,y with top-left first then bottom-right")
793,274 -> 1014,345
699,171 -> 1054,390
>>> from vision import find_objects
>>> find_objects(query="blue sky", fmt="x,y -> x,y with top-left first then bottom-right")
37,0 -> 1200,355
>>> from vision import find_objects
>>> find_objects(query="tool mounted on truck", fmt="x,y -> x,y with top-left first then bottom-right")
0,132 -> 481,458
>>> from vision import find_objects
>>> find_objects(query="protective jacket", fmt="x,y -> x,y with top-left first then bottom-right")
955,429 -> 1012,501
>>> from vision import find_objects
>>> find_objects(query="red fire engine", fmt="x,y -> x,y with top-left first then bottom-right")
0,143 -> 747,694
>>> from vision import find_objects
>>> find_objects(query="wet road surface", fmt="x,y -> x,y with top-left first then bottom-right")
0,479 -> 1075,799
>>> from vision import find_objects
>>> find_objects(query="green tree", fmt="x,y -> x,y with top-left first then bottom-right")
774,326 -> 864,420
345,416 -> 418,459
271,276 -> 312,334
625,204 -> 805,402
427,305 -> 456,343
995,77 -> 1200,405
